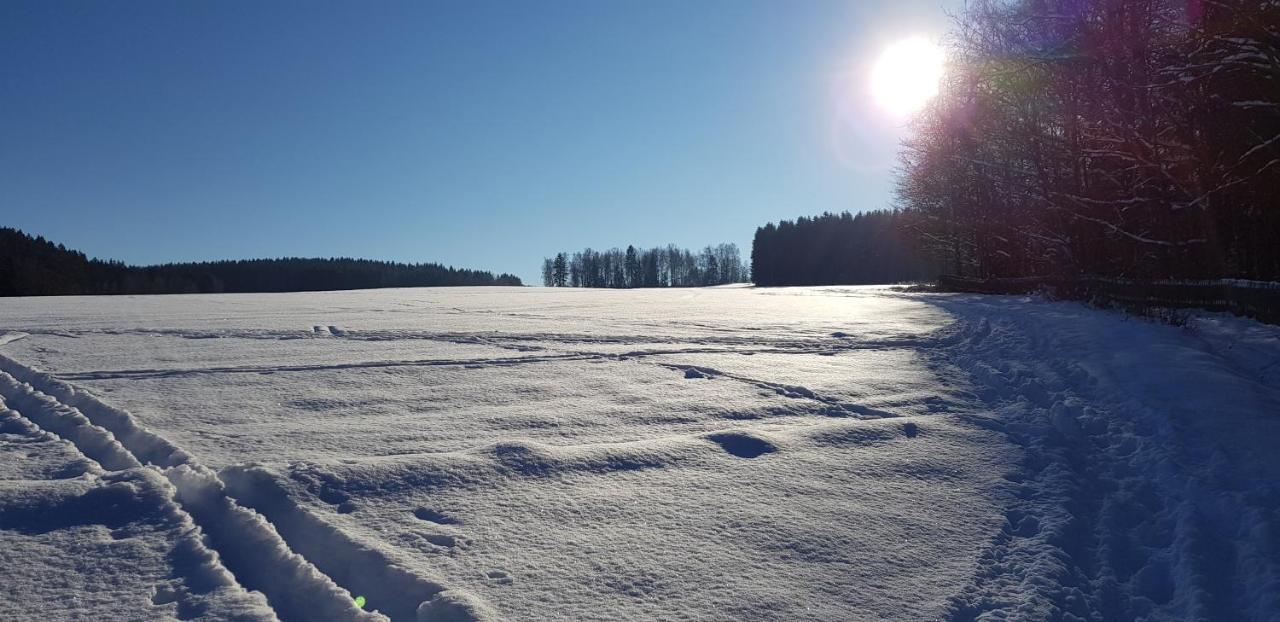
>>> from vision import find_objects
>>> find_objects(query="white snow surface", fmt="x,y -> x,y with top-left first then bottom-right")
0,285 -> 1277,621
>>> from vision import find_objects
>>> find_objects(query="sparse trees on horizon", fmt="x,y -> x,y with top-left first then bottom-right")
541,243 -> 747,288
552,253 -> 569,287
896,0 -> 1280,281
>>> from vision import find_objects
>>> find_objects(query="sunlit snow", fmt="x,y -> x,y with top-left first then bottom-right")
1,286 -> 1277,621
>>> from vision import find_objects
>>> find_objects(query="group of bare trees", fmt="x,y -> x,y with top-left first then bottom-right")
898,0 -> 1280,281
541,244 -> 746,288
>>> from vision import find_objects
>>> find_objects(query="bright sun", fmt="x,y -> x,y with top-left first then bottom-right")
871,37 -> 945,117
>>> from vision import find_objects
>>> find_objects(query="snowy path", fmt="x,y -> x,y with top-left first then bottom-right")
926,295 -> 1280,620
0,286 -> 1277,621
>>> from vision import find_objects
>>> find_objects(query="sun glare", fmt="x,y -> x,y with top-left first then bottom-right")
871,37 -> 945,117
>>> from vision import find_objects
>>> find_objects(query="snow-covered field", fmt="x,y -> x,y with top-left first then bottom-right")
1,285 -> 1277,621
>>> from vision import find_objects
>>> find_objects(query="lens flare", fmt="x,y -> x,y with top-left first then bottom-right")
871,37 -> 945,117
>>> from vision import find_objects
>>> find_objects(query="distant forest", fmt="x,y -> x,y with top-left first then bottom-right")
541,244 -> 746,288
0,228 -> 521,297
897,0 -> 1280,281
751,210 -> 937,286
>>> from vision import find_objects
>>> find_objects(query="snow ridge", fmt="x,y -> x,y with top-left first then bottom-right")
0,354 -> 194,468
165,465 -> 385,621
0,372 -> 139,471
222,466 -> 472,622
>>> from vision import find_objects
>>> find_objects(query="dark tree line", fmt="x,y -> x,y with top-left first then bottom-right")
897,0 -> 1280,281
542,243 -> 747,288
0,227 -> 521,296
751,210 -> 938,286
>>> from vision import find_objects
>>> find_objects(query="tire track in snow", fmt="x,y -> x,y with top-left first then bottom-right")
220,465 -> 453,622
0,389 -> 278,622
21,325 -> 923,352
53,352 -> 601,381
1,353 -> 489,622
0,331 -> 28,347
0,373 -> 141,471
0,355 -> 195,468
51,341 -> 890,383
35,325 -> 918,386
654,362 -> 900,419
0,356 -> 389,622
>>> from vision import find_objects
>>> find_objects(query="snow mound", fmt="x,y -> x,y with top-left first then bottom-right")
801,418 -> 920,448
415,589 -> 496,622
485,438 -> 697,476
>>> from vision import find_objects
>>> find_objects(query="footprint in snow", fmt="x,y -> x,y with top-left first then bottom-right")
151,586 -> 179,606
485,570 -> 513,585
422,533 -> 463,548
413,507 -> 460,525
1003,509 -> 1041,538
317,487 -> 348,505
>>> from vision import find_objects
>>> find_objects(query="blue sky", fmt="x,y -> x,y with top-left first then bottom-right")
2,0 -> 960,284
